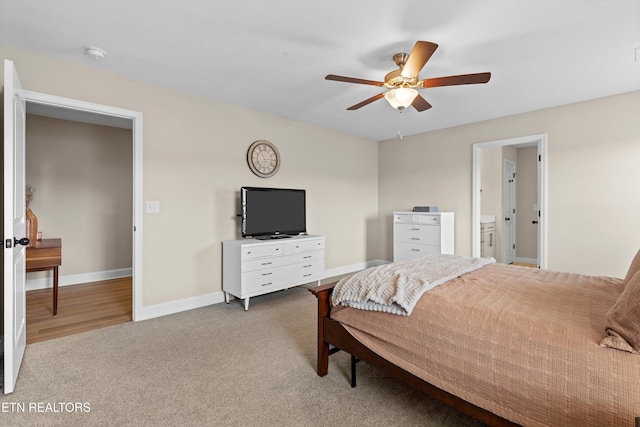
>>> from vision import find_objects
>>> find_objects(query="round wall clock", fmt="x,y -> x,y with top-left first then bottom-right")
247,140 -> 280,178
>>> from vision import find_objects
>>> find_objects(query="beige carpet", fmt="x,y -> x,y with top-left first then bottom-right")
0,286 -> 484,426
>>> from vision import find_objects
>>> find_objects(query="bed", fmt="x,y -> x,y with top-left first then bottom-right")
309,253 -> 640,427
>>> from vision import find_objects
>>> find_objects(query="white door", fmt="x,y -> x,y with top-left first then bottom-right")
3,59 -> 28,394
504,159 -> 516,264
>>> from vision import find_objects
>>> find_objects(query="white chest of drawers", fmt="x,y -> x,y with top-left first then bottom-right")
222,235 -> 325,310
393,212 -> 454,262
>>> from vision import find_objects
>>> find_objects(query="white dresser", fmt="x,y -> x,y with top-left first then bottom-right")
393,212 -> 454,261
222,235 -> 325,310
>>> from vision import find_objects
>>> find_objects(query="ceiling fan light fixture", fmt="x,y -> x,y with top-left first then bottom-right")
384,87 -> 418,111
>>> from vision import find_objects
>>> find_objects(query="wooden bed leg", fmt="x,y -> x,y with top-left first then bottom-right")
309,284 -> 335,377
635,416 -> 639,427
351,355 -> 358,388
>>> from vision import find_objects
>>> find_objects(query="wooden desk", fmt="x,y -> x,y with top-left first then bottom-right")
26,238 -> 62,316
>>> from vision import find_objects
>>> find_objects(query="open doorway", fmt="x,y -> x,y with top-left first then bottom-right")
24,113 -> 133,343
472,134 -> 547,269
21,91 -> 143,332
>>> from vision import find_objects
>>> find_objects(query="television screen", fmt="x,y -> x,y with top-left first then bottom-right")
241,187 -> 306,238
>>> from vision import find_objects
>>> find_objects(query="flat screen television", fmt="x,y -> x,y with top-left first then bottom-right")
241,187 -> 306,239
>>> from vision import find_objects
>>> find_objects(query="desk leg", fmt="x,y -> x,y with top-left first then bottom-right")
53,266 -> 59,316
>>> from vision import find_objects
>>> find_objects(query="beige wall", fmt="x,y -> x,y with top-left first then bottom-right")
379,90 -> 640,277
4,43 -> 639,310
26,115 -> 133,277
516,146 -> 537,261
2,46 -> 379,308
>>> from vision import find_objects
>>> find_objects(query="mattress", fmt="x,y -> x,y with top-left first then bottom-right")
330,263 -> 640,426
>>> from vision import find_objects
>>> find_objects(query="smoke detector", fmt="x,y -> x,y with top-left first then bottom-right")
85,47 -> 106,60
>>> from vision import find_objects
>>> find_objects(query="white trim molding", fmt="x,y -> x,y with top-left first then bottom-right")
135,260 -> 390,321
321,259 -> 388,282
136,291 -> 227,322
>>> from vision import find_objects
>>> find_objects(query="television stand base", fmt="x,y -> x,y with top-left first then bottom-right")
256,235 -> 292,240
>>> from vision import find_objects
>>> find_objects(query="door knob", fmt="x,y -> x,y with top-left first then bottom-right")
531,220 -> 538,224
14,237 -> 30,247
505,217 -> 511,221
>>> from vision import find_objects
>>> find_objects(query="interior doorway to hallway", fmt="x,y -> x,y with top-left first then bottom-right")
472,134 -> 547,269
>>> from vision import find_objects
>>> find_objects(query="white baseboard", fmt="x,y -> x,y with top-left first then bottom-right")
321,259 -> 389,282
26,268 -> 132,291
136,291 -> 227,322
515,257 -> 537,265
134,260 -> 391,322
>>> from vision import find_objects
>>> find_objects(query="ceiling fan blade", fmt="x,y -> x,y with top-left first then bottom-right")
400,41 -> 439,79
411,94 -> 432,112
346,93 -> 385,110
325,74 -> 384,86
422,72 -> 491,88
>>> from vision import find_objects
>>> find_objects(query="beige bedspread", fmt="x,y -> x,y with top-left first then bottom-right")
331,263 -> 640,427
332,254 -> 495,315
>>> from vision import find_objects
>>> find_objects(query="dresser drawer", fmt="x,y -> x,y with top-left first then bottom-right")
289,250 -> 323,264
289,239 -> 325,253
394,223 -> 441,244
242,267 -> 286,293
291,260 -> 324,282
241,244 -> 284,259
394,213 -> 441,225
241,256 -> 288,272
393,242 -> 441,261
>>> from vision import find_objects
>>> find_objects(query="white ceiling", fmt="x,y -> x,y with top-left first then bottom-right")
1,0 -> 639,141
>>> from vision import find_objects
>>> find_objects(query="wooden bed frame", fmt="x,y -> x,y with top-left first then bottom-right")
309,283 -> 640,427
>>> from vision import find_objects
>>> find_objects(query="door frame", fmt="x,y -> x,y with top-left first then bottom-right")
472,134 -> 547,268
22,89 -> 144,320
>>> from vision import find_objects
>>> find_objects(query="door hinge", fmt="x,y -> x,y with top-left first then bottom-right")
538,154 -> 541,161
5,238 -> 12,248
513,208 -> 516,214
513,172 -> 516,178
513,244 -> 516,249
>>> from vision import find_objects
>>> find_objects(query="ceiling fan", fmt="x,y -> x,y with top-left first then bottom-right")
326,41 -> 491,112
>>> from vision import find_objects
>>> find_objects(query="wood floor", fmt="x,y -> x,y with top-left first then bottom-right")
26,276 -> 132,344
512,261 -> 538,268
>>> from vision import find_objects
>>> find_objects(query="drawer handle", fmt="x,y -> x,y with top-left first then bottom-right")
262,272 -> 273,276
303,255 -> 312,259
261,282 -> 272,287
411,249 -> 420,252
303,273 -> 312,278
261,262 -> 272,266
411,237 -> 420,240
303,264 -> 312,268
411,228 -> 420,231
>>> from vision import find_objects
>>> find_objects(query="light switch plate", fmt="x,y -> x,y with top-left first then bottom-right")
146,201 -> 160,213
